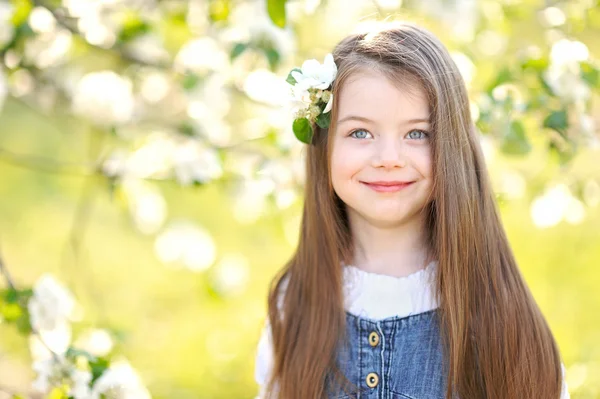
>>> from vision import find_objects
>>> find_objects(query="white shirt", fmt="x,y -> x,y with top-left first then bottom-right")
255,261 -> 570,398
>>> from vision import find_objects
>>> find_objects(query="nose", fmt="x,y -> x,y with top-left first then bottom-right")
372,136 -> 407,169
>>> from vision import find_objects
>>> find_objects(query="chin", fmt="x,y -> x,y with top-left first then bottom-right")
354,209 -> 412,227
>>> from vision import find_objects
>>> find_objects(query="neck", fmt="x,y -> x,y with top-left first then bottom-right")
348,211 -> 431,278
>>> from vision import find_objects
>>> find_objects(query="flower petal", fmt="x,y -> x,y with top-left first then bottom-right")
291,71 -> 304,84
323,93 -> 333,113
301,59 -> 321,77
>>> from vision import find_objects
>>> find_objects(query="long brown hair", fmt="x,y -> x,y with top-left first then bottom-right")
265,22 -> 563,399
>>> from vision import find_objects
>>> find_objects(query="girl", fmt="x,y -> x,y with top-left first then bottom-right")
254,22 -> 569,399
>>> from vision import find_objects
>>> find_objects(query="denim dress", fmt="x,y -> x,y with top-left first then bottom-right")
327,309 -> 448,399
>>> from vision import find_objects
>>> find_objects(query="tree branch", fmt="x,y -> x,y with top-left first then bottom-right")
0,147 -> 97,176
33,0 -> 171,70
0,248 -> 16,290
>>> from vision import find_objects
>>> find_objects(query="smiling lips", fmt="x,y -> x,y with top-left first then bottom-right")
361,180 -> 415,193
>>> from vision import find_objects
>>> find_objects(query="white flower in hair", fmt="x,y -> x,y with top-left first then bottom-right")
291,53 -> 337,91
286,53 -> 338,144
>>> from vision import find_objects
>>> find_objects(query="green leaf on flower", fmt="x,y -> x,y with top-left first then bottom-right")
486,67 -> 512,93
543,110 -> 568,134
267,0 -> 287,28
316,111 -> 330,129
11,394 -> 27,399
230,43 -> 248,61
263,48 -> 281,70
178,121 -> 196,136
10,0 -> 32,26
89,357 -> 111,383
118,13 -> 150,42
5,288 -> 18,303
549,140 -> 577,166
538,71 -> 556,96
1,302 -> 22,321
520,56 -> 549,72
66,347 -> 98,363
181,73 -> 201,91
500,120 -> 531,156
581,61 -> 599,88
293,118 -> 313,144
286,68 -> 302,85
16,313 -> 32,334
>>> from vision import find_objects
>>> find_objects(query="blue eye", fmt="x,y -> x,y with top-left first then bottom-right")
407,130 -> 429,140
349,129 -> 372,139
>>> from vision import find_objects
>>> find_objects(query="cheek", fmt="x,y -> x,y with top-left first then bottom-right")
331,142 -> 358,196
414,148 -> 433,178
331,143 -> 363,181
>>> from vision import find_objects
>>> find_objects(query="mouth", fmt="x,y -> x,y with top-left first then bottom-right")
361,181 -> 416,193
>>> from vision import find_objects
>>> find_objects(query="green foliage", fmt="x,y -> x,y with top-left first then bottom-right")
0,288 -> 33,334
293,117 -> 313,144
581,61 -> 600,88
315,110 -> 330,129
230,43 -> 248,61
544,110 -> 569,134
118,13 -> 151,42
501,120 -> 532,156
267,0 -> 287,28
9,0 -> 32,26
181,73 -> 202,91
286,68 -> 302,85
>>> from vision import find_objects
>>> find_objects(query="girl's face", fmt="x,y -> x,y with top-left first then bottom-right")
330,70 -> 433,228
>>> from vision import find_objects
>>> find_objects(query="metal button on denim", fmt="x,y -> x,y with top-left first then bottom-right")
366,372 -> 379,388
368,331 -> 380,347
330,311 -> 447,397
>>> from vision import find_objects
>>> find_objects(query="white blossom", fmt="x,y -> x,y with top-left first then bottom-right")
172,140 -> 223,185
28,6 -> 57,34
539,7 -> 566,27
450,51 -> 476,86
62,0 -> 119,48
25,28 -> 72,69
122,178 -> 168,235
90,359 -> 151,399
72,71 -> 135,125
530,184 -> 587,228
291,53 -> 337,91
244,69 -> 290,107
222,1 -> 296,60
175,37 -> 228,74
28,274 -> 77,332
31,355 -> 93,399
211,254 -> 250,297
543,39 -> 590,102
74,329 -> 114,357
29,322 -> 72,360
288,53 -> 337,119
154,221 -> 216,272
124,33 -> 170,65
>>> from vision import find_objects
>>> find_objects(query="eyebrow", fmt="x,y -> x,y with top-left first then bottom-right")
337,115 -> 430,125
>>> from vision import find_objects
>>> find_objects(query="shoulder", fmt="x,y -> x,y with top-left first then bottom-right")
254,275 -> 289,397
560,363 -> 570,399
254,319 -> 274,387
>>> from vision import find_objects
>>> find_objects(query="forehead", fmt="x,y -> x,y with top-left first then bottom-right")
336,70 -> 429,121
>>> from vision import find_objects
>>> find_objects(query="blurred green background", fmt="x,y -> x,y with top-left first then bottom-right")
0,0 -> 599,398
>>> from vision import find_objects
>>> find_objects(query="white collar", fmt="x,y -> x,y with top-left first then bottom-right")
342,261 -> 439,321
